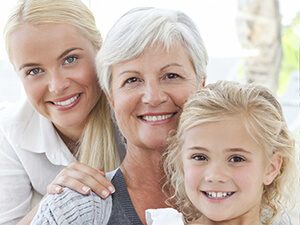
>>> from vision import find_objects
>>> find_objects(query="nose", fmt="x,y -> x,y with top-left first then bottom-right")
204,162 -> 229,183
48,70 -> 70,94
142,80 -> 168,106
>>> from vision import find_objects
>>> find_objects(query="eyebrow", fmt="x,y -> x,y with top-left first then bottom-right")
160,63 -> 183,71
225,148 -> 252,154
187,146 -> 251,154
19,63 -> 41,71
18,47 -> 83,71
187,146 -> 208,151
57,47 -> 83,60
118,63 -> 184,76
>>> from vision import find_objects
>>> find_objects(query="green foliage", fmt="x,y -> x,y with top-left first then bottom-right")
278,13 -> 300,95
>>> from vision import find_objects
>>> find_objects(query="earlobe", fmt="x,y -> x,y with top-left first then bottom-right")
263,153 -> 282,185
106,93 -> 115,109
200,76 -> 206,88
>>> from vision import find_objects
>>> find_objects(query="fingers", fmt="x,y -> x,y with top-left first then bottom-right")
48,161 -> 115,199
47,184 -> 64,194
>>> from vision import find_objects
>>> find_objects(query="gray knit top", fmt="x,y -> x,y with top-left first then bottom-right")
31,169 -> 143,225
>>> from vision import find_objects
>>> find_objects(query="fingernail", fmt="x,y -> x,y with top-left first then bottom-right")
101,190 -> 109,198
82,186 -> 91,193
108,186 -> 115,193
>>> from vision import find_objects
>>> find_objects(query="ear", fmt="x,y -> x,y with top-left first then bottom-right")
263,152 -> 282,185
200,76 -> 206,88
106,92 -> 115,109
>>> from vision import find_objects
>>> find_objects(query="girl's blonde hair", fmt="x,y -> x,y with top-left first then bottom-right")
164,80 -> 298,224
4,0 -> 119,171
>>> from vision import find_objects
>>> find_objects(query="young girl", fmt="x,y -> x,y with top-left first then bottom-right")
147,80 -> 298,225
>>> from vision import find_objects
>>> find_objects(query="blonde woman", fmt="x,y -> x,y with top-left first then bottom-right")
157,80 -> 298,225
0,0 -> 122,224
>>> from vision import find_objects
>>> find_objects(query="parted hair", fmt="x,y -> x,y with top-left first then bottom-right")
96,7 -> 208,95
164,80 -> 298,224
4,0 -> 119,171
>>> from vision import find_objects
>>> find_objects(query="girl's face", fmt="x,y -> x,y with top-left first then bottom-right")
109,43 -> 202,151
181,117 -> 281,224
9,23 -> 100,138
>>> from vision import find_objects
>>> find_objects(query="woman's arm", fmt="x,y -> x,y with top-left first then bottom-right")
0,132 -> 33,224
17,205 -> 38,225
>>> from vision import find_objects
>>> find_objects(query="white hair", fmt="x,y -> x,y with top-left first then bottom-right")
96,7 -> 208,94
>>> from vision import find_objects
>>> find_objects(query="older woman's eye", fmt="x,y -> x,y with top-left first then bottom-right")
63,55 -> 78,65
26,68 -> 44,76
124,77 -> 142,85
164,73 -> 180,80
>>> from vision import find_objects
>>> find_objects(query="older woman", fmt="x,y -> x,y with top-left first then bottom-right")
31,7 -> 208,225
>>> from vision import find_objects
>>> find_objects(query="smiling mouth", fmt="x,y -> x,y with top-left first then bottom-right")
51,94 -> 81,107
139,113 -> 177,122
202,191 -> 235,199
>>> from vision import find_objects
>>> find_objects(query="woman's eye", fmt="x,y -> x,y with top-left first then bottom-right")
26,68 -> 43,76
63,56 -> 78,65
192,154 -> 208,161
124,77 -> 141,85
229,155 -> 246,163
165,73 -> 180,80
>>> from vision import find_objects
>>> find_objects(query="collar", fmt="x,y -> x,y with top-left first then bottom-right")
5,100 -> 75,166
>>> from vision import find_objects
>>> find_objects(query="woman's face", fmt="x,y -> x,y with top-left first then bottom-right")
9,23 -> 100,137
109,43 -> 202,151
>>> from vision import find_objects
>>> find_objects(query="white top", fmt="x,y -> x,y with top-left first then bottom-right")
0,100 -> 75,225
145,208 -> 184,225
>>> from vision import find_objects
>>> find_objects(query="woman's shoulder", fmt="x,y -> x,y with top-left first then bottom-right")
32,188 -> 112,224
0,100 -> 37,132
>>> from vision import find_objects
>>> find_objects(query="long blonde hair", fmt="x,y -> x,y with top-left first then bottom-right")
164,80 -> 298,224
4,0 -> 119,171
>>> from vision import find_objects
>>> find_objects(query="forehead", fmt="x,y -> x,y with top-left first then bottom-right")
113,42 -> 194,71
9,23 -> 92,64
181,118 -> 264,154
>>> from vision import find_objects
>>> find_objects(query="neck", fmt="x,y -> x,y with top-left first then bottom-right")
56,128 -> 80,155
121,144 -> 169,225
121,145 -> 165,188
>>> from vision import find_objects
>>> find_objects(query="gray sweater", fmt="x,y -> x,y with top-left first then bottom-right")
31,169 -> 142,225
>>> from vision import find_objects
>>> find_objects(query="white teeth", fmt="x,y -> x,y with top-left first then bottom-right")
206,191 -> 233,199
53,94 -> 79,106
142,114 -> 173,122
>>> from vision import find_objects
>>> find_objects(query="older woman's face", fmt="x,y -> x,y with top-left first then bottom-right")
109,43 -> 202,151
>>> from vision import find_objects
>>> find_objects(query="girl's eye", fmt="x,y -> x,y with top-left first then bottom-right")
26,68 -> 44,76
164,73 -> 180,80
63,56 -> 78,65
229,155 -> 246,163
192,154 -> 208,161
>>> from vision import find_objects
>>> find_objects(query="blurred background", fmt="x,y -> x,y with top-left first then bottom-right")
0,0 -> 299,223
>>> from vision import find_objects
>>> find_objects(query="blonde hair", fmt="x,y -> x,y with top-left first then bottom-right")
4,0 -> 119,171
164,80 -> 298,224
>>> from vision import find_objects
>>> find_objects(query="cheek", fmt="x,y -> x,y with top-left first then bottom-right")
183,163 -> 202,190
232,166 -> 264,189
112,95 -> 134,130
22,79 -> 45,103
174,85 -> 198,106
